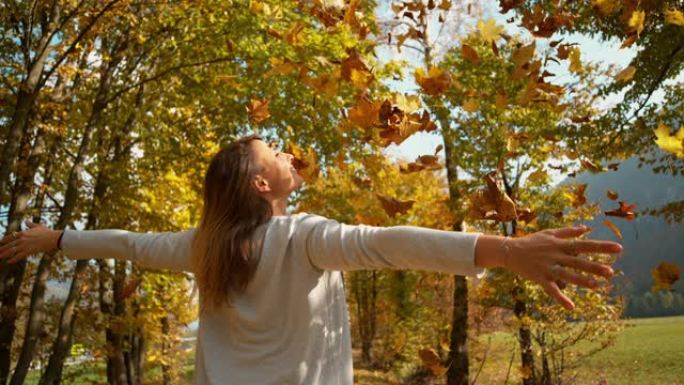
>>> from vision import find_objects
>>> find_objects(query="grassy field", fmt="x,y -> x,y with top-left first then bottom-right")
354,315 -> 684,385
25,316 -> 684,384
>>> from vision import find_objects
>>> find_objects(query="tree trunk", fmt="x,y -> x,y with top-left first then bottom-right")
161,316 -> 171,385
352,271 -> 378,366
514,293 -> 537,385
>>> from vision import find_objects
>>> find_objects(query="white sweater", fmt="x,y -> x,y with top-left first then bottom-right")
62,213 -> 484,385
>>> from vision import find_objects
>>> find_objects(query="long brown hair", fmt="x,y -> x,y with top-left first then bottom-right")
192,135 -> 273,310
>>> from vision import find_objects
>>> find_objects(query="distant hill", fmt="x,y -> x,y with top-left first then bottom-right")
560,155 -> 684,297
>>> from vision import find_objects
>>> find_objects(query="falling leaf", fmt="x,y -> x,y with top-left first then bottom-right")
348,98 -> 382,129
615,66 -> 636,82
285,143 -> 320,183
461,44 -> 480,65
527,168 -> 548,184
434,144 -> 443,154
563,183 -> 587,208
340,49 -> 370,82
418,348 -> 448,376
628,10 -> 646,35
568,47 -> 582,73
478,19 -> 504,43
607,190 -> 619,200
415,67 -> 451,96
117,278 -> 141,301
620,35 -> 638,49
392,93 -> 422,114
603,219 -> 623,240
580,159 -> 603,173
495,91 -> 508,110
437,0 -> 451,11
246,98 -> 271,124
264,58 -> 298,78
605,201 -> 637,221
462,98 -> 480,113
592,0 -> 620,16
467,172 -> 517,222
512,42 -> 536,66
651,262 -> 681,292
653,122 -> 684,157
377,194 -> 414,217
665,9 -> 684,26
517,207 -> 537,223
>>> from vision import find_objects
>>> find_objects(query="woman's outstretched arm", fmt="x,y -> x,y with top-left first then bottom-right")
298,215 -> 621,310
0,222 -> 195,273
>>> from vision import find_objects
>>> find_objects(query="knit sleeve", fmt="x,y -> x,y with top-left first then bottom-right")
61,229 -> 195,273
297,215 -> 485,277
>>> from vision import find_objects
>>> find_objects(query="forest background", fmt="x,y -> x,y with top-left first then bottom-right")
1,0 -> 683,384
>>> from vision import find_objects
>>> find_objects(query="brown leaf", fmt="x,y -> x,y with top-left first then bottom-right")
285,143 -> 320,183
605,201 -> 637,221
603,219 -> 623,240
247,98 -> 271,124
377,194 -> 414,217
607,190 -> 619,200
580,159 -> 603,173
348,98 -> 382,129
651,262 -> 681,292
418,348 -> 448,377
467,172 -> 517,222
415,67 -> 451,96
568,183 -> 587,208
461,44 -> 480,65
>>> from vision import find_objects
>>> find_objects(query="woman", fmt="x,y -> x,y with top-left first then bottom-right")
0,135 -> 621,385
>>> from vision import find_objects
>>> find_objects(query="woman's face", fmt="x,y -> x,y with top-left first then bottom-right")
249,139 -> 303,199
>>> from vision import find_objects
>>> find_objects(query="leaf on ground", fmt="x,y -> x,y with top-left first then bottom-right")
603,219 -> 623,239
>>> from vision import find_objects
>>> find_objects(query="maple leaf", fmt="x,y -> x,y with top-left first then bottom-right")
478,19 -> 504,43
246,98 -> 271,124
615,66 -> 636,82
340,49 -> 370,83
399,154 -> 441,174
377,194 -> 414,217
285,143 -> 320,183
592,0 -> 621,16
628,10 -> 645,36
603,219 -> 623,240
665,9 -> 684,26
580,159 -> 603,173
653,122 -> 684,158
348,98 -> 382,130
605,201 -> 637,221
467,172 -> 517,222
461,44 -> 480,65
565,183 -> 587,208
418,348 -> 448,376
651,262 -> 681,292
512,42 -> 536,66
415,67 -> 451,96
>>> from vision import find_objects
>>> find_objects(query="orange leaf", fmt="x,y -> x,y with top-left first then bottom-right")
418,348 -> 448,376
602,219 -> 623,240
461,44 -> 480,65
651,262 -> 681,292
246,98 -> 271,124
415,67 -> 451,96
607,190 -> 619,200
605,201 -> 637,221
377,194 -> 414,217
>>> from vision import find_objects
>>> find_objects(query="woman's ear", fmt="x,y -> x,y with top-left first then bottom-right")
253,175 -> 271,193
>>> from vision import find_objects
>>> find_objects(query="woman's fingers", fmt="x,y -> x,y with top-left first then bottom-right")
560,256 -> 614,279
552,266 -> 599,289
542,281 -> 575,310
573,239 -> 623,254
542,226 -> 590,239
0,240 -> 19,259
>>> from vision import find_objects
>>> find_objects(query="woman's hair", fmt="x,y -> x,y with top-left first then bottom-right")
192,134 -> 273,311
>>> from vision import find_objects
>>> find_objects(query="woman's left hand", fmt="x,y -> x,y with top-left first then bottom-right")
0,222 -> 62,264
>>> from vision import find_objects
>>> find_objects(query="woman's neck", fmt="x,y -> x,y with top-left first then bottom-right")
270,198 -> 287,216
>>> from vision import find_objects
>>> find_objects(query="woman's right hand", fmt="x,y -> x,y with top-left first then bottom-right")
0,222 -> 62,264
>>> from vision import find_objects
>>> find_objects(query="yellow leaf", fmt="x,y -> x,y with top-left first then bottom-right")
438,0 -> 451,11
392,93 -> 422,114
415,67 -> 451,96
477,19 -> 504,43
651,262 -> 682,292
568,47 -> 582,73
592,0 -> 620,16
603,219 -> 623,240
462,98 -> 479,112
664,8 -> 684,26
653,122 -> 684,157
615,66 -> 636,82
628,10 -> 646,35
